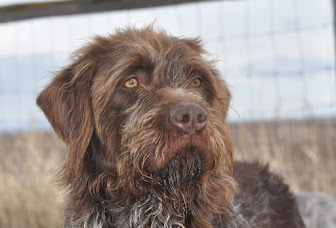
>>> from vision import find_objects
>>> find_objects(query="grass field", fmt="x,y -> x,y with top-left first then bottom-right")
0,119 -> 335,228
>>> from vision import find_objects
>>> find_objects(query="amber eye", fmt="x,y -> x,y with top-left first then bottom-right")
124,78 -> 138,88
191,78 -> 201,88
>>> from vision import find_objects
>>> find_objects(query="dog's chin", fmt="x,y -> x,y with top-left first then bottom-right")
150,147 -> 202,192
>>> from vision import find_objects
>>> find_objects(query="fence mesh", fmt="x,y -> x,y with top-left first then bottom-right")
0,0 -> 335,132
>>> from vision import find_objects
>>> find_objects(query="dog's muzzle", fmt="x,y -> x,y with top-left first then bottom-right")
147,101 -> 209,173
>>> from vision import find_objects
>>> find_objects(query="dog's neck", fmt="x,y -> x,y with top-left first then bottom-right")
76,191 -> 195,228
126,194 -> 189,227
66,178 -> 233,228
70,188 -> 246,228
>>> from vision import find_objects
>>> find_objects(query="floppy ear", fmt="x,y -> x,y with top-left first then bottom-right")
209,69 -> 231,120
37,53 -> 96,183
209,70 -> 234,172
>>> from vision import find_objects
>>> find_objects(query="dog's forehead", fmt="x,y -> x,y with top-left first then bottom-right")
103,33 -> 209,85
118,33 -> 204,66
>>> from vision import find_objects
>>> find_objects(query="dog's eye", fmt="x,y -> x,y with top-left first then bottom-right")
191,78 -> 201,88
124,78 -> 138,88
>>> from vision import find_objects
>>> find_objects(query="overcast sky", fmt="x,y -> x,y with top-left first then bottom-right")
0,0 -> 335,132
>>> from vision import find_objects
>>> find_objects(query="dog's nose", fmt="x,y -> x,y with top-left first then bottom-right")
170,102 -> 208,134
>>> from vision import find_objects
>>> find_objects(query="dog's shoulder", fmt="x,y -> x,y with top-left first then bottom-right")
233,161 -> 284,189
228,161 -> 305,228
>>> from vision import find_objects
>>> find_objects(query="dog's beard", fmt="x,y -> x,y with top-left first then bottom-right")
149,147 -> 202,211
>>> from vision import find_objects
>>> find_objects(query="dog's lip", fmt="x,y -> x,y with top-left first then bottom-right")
148,133 -> 208,172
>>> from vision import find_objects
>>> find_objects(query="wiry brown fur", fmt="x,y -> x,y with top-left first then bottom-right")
37,26 -> 305,228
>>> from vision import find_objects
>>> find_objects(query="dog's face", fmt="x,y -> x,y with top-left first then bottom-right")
37,27 -> 233,201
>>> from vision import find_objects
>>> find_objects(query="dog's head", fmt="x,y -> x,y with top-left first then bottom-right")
37,27 -> 235,207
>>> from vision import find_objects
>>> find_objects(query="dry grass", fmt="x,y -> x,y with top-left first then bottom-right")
0,132 -> 65,228
0,119 -> 335,227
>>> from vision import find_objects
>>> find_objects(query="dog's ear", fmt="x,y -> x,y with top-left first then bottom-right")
37,50 -> 96,182
210,70 -> 234,171
210,69 -> 231,120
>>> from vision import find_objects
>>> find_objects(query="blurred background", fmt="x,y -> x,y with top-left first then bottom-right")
0,0 -> 335,227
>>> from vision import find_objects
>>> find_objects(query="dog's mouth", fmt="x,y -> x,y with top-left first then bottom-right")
147,133 -> 216,191
148,133 -> 210,173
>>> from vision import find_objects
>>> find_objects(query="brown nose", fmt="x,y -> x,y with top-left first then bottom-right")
170,102 -> 208,134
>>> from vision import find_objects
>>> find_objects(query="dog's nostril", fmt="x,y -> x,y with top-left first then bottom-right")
197,113 -> 206,123
182,114 -> 190,124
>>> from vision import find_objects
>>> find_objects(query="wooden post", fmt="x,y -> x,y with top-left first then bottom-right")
333,0 -> 336,99
0,0 -> 238,23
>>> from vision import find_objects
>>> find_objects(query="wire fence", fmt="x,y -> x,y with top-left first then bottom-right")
0,0 -> 335,132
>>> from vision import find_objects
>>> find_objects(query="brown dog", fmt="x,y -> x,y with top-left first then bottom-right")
37,26 -> 305,228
